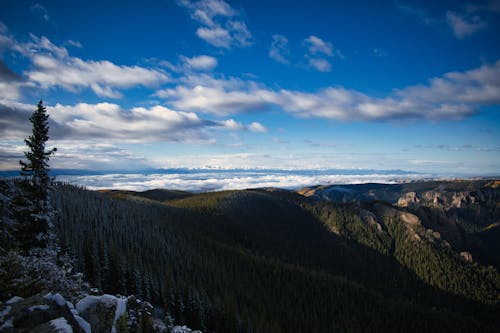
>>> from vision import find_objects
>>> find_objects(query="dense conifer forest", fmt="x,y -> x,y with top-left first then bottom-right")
42,181 -> 499,332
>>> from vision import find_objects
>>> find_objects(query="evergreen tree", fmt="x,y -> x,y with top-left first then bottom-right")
16,100 -> 57,251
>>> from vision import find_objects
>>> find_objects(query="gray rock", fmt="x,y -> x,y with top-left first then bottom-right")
76,295 -> 117,333
0,293 -> 83,333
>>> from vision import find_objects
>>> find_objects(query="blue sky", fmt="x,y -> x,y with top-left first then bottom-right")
1,0 -> 499,176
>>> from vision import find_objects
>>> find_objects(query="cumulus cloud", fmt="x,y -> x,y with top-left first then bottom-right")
154,73 -> 276,116
445,11 -> 487,38
178,0 -> 252,48
0,100 -> 268,144
0,30 -> 169,98
269,34 -> 290,64
156,60 -> 500,121
181,55 -> 218,70
248,122 -> 267,133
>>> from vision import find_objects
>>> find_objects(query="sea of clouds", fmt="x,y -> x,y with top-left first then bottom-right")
56,169 -> 428,192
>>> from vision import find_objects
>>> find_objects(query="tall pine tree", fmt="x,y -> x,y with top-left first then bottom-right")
16,100 -> 57,251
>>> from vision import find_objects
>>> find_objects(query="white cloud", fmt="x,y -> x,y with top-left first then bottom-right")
0,82 -> 24,100
307,57 -> 331,72
154,73 -> 277,116
156,60 -> 500,121
0,141 -> 155,170
182,0 -> 236,21
302,35 -> 341,72
269,34 -> 290,64
49,142 -> 153,170
226,20 -> 252,46
0,100 -> 267,144
445,11 -> 487,38
0,31 -> 169,98
66,40 -> 83,48
179,0 -> 252,48
304,35 -> 333,56
181,55 -> 218,70
57,169 -> 425,192
196,26 -> 232,48
217,119 -> 267,132
48,103 -> 211,142
248,122 -> 267,133
219,118 -> 244,130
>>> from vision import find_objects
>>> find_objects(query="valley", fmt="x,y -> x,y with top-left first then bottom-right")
41,179 -> 500,332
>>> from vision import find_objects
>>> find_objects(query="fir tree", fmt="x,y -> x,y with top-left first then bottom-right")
16,100 -> 57,251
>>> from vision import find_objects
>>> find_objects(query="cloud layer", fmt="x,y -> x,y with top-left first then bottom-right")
0,100 -> 267,144
57,170 -> 425,192
156,60 -> 500,121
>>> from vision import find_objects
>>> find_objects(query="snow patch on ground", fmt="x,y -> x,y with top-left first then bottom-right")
75,295 -> 101,313
44,292 -> 66,306
0,305 -> 11,321
0,318 -> 13,331
74,314 -> 91,333
49,317 -> 73,333
5,296 -> 24,304
101,294 -> 119,306
111,296 -> 127,333
28,304 -> 50,312
76,294 -> 119,313
172,325 -> 203,333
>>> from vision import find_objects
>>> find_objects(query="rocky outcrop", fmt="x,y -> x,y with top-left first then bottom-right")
397,192 -> 420,207
76,295 -> 118,333
0,293 -> 85,333
0,292 -> 157,333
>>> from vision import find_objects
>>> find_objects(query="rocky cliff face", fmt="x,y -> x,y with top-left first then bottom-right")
299,180 -> 500,269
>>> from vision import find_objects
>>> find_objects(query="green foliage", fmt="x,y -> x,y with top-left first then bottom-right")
19,100 -> 56,199
15,100 -> 57,251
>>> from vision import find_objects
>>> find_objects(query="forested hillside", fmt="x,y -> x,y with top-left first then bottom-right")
45,181 -> 499,332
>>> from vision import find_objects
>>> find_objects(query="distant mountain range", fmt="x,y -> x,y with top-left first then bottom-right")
0,167 -> 420,177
